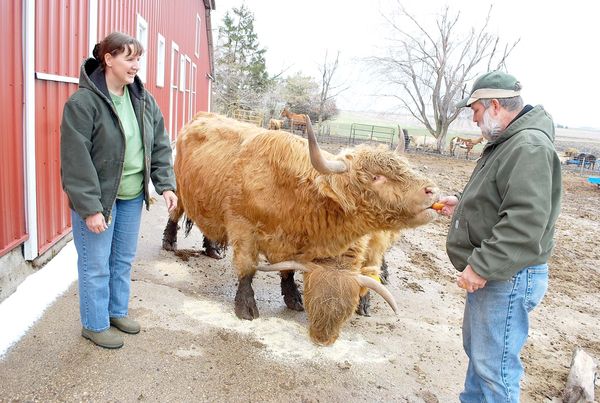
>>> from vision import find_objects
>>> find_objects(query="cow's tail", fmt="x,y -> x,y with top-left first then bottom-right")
184,215 -> 194,238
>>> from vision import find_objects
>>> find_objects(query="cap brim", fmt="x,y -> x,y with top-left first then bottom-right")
455,96 -> 474,108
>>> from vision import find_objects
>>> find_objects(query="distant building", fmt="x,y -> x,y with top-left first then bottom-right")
0,0 -> 216,299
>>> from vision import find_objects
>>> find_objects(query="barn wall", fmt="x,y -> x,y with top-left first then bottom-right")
0,0 -> 27,257
0,0 -> 213,259
97,0 -> 213,140
34,0 -> 90,254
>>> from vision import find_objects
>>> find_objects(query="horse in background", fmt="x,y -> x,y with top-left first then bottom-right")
280,106 -> 308,134
449,135 -> 485,159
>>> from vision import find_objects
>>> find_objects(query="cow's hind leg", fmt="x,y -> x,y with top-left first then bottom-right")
280,271 -> 304,311
162,203 -> 184,251
202,237 -> 226,260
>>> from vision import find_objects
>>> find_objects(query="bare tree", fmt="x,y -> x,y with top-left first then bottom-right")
370,4 -> 519,152
316,51 -> 348,125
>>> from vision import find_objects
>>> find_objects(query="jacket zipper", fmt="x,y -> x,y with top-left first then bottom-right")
104,101 -> 128,224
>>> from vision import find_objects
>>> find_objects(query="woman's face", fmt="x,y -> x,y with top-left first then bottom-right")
105,44 -> 141,87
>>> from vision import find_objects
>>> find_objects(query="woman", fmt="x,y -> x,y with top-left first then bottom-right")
60,32 -> 177,349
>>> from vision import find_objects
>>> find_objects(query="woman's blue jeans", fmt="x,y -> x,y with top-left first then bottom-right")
71,194 -> 143,332
460,264 -> 548,402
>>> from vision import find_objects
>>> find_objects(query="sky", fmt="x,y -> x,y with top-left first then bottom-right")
212,0 -> 600,129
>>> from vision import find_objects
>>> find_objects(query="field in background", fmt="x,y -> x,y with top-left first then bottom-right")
324,110 -> 600,156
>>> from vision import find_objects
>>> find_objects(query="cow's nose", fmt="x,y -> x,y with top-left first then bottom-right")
424,186 -> 438,196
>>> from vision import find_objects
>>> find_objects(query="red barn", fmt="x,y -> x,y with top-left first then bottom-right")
0,0 -> 216,299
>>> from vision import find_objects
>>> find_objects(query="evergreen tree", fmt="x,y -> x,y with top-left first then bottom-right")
213,5 -> 272,113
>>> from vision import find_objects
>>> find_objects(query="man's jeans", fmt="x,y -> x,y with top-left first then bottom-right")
71,194 -> 143,332
460,264 -> 548,402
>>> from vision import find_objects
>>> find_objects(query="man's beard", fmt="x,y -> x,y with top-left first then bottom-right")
481,108 -> 502,141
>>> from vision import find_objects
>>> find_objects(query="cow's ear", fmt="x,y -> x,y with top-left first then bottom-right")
316,176 -> 356,213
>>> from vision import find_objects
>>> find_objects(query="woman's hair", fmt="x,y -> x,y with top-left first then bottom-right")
92,32 -> 144,69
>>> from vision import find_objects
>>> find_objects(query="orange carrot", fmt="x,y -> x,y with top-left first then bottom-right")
431,202 -> 445,211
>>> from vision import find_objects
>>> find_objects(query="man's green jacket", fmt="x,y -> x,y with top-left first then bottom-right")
446,105 -> 562,280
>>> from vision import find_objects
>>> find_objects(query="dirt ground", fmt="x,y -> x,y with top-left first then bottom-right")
0,142 -> 598,402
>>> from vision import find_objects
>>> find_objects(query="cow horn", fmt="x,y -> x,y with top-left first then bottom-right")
255,261 -> 312,272
395,126 -> 405,154
356,275 -> 398,314
305,115 -> 348,174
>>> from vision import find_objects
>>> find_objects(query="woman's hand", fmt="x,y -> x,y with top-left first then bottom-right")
85,212 -> 108,234
163,190 -> 178,213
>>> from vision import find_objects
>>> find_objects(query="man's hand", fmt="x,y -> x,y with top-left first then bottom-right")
163,190 -> 178,213
436,195 -> 458,216
85,212 -> 108,234
457,264 -> 487,293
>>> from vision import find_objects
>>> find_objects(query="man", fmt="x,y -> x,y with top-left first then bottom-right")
438,71 -> 562,401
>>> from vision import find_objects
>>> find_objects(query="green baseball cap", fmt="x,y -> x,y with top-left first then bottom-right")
456,71 -> 522,108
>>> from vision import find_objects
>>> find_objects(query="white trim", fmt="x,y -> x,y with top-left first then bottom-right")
88,0 -> 98,56
194,14 -> 201,58
156,33 -> 166,87
185,56 -> 192,121
207,78 -> 212,112
35,72 -> 79,84
23,0 -> 38,260
179,54 -> 186,92
191,62 -> 197,118
169,41 -> 179,140
136,13 -> 148,83
179,55 -> 187,129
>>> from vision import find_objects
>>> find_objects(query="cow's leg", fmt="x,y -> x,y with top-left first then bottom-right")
231,222 -> 260,320
280,271 -> 304,311
356,292 -> 372,317
162,203 -> 184,251
234,275 -> 258,320
379,257 -> 390,285
202,237 -> 225,259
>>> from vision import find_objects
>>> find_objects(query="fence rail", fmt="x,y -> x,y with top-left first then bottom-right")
349,123 -> 396,147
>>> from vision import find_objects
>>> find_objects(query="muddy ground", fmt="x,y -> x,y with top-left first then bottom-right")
0,143 -> 598,402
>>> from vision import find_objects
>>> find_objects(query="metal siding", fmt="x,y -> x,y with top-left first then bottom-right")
98,0 -> 211,137
0,0 -> 212,258
0,0 -> 27,256
34,0 -> 89,254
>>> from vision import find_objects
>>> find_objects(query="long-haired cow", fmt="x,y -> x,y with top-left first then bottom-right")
163,112 -> 439,344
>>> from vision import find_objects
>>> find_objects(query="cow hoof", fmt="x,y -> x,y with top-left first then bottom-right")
202,238 -> 226,260
280,272 -> 304,311
203,248 -> 224,260
284,294 -> 304,311
234,300 -> 259,320
234,277 -> 259,320
356,292 -> 371,316
162,240 -> 177,251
